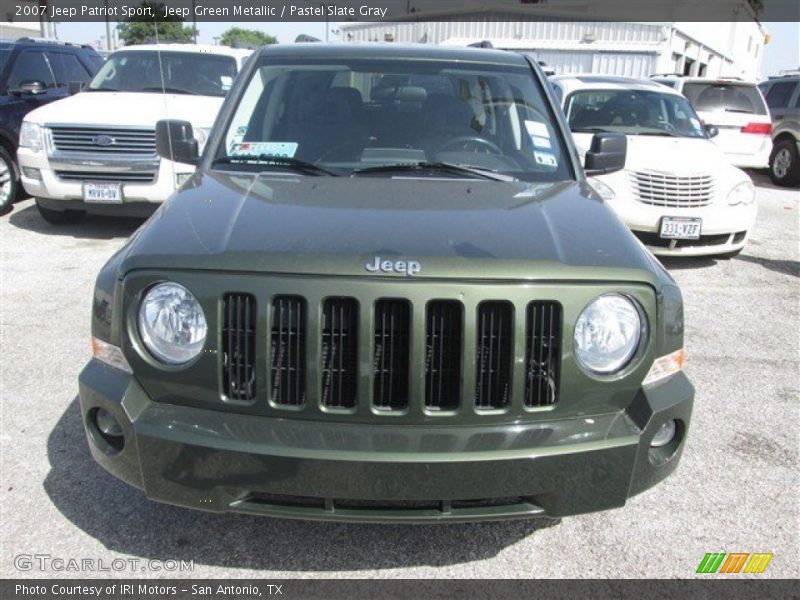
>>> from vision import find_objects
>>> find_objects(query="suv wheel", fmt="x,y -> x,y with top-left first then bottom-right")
35,200 -> 85,225
0,147 -> 18,214
769,138 -> 800,187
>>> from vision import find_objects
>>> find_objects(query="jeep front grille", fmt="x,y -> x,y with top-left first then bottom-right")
219,295 -> 561,415
270,296 -> 306,406
631,171 -> 715,207
49,126 -> 157,155
222,293 -> 256,402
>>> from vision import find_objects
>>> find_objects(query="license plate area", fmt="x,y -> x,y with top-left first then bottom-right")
83,182 -> 122,204
660,217 -> 702,240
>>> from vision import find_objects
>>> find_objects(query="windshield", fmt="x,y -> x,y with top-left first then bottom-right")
216,57 -> 572,181
682,82 -> 767,115
87,50 -> 237,97
565,89 -> 706,138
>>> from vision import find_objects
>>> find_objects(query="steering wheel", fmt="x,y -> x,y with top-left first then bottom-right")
437,136 -> 503,155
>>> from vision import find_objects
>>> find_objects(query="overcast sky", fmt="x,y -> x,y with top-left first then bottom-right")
50,20 -> 799,77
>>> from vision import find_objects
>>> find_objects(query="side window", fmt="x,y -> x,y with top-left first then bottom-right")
46,52 -> 92,86
766,81 -> 798,109
6,50 -> 56,89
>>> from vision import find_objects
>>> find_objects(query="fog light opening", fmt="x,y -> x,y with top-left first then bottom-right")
22,167 -> 42,180
89,408 -> 125,453
650,419 -> 676,448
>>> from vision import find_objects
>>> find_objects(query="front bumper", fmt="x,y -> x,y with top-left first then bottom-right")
607,196 -> 757,257
18,146 -> 192,210
78,359 -> 694,522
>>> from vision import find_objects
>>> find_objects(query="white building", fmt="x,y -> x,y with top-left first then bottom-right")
339,2 -> 768,80
0,19 -> 44,41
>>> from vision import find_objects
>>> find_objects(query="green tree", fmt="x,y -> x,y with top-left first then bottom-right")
219,27 -> 277,48
117,1 -> 197,46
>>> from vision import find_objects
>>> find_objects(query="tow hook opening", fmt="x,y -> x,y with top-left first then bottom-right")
88,407 -> 125,454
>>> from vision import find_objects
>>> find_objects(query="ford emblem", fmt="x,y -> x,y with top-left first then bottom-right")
93,135 -> 114,146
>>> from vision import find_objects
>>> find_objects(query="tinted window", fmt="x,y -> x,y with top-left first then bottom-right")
220,58 -> 571,182
87,50 -> 237,97
765,81 -> 798,109
46,51 -> 91,86
682,82 -> 767,115
565,89 -> 706,138
6,50 -> 56,89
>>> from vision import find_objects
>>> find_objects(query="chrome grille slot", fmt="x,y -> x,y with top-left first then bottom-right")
373,299 -> 411,411
222,294 -> 256,402
321,298 -> 358,409
524,302 -> 561,408
475,301 -> 513,410
630,171 -> 715,208
425,300 -> 463,411
55,170 -> 156,183
50,126 -> 157,155
270,296 -> 307,406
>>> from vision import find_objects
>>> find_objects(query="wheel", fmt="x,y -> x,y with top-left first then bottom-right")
769,138 -> 800,187
0,146 -> 18,214
35,200 -> 85,225
717,248 -> 743,260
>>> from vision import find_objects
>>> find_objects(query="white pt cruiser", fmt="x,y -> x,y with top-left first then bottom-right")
551,75 -> 757,258
18,44 -> 251,224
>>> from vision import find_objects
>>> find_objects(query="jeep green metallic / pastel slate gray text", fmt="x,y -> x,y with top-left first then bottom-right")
79,44 -> 694,522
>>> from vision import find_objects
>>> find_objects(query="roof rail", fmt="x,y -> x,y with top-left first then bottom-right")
468,40 -> 494,48
15,36 -> 94,49
295,34 -> 321,43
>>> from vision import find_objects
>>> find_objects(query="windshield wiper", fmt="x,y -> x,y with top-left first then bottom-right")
571,127 -> 611,133
85,87 -> 119,92
138,86 -> 194,95
351,161 -> 510,181
214,154 -> 341,177
638,131 -> 681,137
724,108 -> 754,114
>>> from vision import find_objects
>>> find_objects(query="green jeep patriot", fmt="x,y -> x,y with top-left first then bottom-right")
79,43 -> 694,522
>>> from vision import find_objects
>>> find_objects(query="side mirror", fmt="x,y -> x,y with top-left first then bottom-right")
156,119 -> 199,165
68,81 -> 85,95
584,132 -> 627,176
11,80 -> 46,96
705,124 -> 719,138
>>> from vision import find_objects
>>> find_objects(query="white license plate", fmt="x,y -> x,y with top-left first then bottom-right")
660,217 -> 702,240
83,183 -> 122,204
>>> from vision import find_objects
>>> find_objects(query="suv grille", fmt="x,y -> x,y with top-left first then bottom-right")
631,171 -> 715,207
50,126 -> 157,155
222,294 -> 256,402
218,296 -> 562,415
54,170 -> 156,183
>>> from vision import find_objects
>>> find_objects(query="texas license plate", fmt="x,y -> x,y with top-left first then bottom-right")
660,217 -> 702,240
83,183 -> 122,204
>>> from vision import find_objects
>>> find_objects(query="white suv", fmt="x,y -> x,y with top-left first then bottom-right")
551,75 -> 757,257
18,44 -> 251,224
651,75 -> 771,169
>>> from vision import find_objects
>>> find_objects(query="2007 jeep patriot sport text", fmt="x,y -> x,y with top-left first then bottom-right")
79,43 -> 694,522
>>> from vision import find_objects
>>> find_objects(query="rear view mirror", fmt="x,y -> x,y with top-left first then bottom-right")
705,124 -> 720,138
11,80 -> 46,96
584,132 -> 627,176
156,119 -> 199,165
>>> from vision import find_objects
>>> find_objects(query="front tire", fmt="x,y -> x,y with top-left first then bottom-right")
769,138 -> 800,187
36,200 -> 85,225
0,147 -> 18,214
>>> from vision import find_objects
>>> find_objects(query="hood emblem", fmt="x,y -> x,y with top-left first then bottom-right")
365,256 -> 421,276
92,135 -> 115,146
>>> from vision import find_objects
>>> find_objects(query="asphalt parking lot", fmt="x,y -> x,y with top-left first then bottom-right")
0,170 -> 797,579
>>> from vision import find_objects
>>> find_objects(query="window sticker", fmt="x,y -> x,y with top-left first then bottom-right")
525,120 -> 550,138
534,151 -> 558,168
531,135 -> 552,149
220,76 -> 233,91
230,142 -> 298,158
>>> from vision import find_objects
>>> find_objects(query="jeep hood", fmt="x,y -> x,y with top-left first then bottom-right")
25,91 -> 223,128
119,172 -> 662,283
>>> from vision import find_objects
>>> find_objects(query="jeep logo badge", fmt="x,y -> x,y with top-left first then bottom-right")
92,135 -> 114,146
365,256 -> 421,276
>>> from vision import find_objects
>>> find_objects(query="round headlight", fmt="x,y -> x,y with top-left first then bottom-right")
138,283 -> 207,365
574,294 -> 642,374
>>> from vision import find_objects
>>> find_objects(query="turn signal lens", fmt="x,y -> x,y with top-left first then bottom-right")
642,349 -> 685,387
740,122 -> 771,135
92,337 -> 132,374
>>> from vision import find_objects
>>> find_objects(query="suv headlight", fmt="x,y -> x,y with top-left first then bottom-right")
19,121 -> 43,152
138,282 -> 207,365
726,180 -> 755,205
574,294 -> 643,374
193,127 -> 210,153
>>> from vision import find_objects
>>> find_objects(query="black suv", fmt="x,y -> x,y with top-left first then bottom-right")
0,38 -> 103,213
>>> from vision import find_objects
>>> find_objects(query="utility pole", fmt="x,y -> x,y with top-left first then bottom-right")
104,0 -> 111,50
